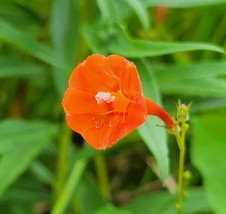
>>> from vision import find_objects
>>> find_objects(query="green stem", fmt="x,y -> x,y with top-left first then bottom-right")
176,135 -> 185,214
51,159 -> 87,214
94,154 -> 111,201
169,101 -> 191,213
54,124 -> 71,201
175,126 -> 186,214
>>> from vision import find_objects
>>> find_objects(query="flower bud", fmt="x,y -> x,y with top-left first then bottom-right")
177,101 -> 191,123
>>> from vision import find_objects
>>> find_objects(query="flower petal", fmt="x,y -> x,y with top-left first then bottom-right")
66,113 -> 122,149
106,55 -> 143,99
69,54 -> 119,94
66,101 -> 147,150
62,87 -> 112,115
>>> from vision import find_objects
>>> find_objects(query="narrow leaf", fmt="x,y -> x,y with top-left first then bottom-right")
0,61 -> 46,79
158,78 -> 226,97
123,0 -> 150,30
191,98 -> 226,112
50,0 -> 80,98
136,59 -> 169,181
50,0 -> 80,65
145,0 -> 226,7
0,19 -> 68,70
0,120 -> 58,197
153,61 -> 226,80
83,25 -> 225,58
96,0 -> 116,23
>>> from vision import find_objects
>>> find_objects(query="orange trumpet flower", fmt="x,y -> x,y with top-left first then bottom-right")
62,54 -> 175,150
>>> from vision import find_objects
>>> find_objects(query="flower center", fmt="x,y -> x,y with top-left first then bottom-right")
112,91 -> 132,113
95,92 -> 115,104
95,91 -> 133,113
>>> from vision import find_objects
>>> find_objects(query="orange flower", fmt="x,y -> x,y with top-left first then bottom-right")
62,54 -> 175,150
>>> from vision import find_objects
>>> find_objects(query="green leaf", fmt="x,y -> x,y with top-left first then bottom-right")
2,178 -> 51,203
95,204 -> 132,214
96,0 -> 116,24
137,59 -> 161,101
0,2 -> 38,25
153,61 -> 226,80
96,0 -> 135,24
83,24 -> 225,58
0,61 -> 46,79
50,0 -> 80,65
145,0 -> 226,7
153,58 -> 226,100
96,0 -> 151,28
0,178 -> 51,214
30,161 -> 55,185
136,59 -> 169,181
158,78 -> 226,97
123,188 -> 212,214
123,0 -> 150,30
191,114 -> 226,214
50,0 -> 80,98
0,120 -> 58,197
109,30 -> 225,57
0,19 -> 68,70
191,98 -> 226,112
76,172 -> 106,214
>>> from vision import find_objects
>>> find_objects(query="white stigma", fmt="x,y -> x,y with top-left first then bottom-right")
95,92 -> 115,104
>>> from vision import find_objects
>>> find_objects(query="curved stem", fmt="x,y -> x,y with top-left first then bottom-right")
145,98 -> 175,128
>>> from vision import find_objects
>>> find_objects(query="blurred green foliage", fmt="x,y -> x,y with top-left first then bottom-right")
0,0 -> 226,213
